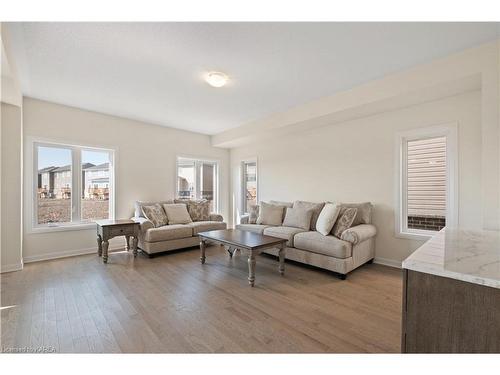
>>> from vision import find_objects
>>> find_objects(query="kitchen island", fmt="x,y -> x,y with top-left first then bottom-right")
401,228 -> 500,353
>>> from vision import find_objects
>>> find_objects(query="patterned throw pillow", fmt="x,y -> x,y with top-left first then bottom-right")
187,199 -> 210,221
141,203 -> 168,227
332,207 -> 358,238
175,199 -> 210,221
248,204 -> 259,224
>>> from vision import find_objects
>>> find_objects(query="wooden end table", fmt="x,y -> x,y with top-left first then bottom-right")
96,219 -> 140,263
198,229 -> 287,287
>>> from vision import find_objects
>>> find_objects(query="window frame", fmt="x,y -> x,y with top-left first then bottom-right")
241,158 -> 258,215
175,156 -> 220,213
30,139 -> 116,233
394,124 -> 458,240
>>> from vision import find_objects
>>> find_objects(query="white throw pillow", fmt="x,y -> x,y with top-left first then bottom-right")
256,202 -> 284,226
162,203 -> 193,225
316,203 -> 341,236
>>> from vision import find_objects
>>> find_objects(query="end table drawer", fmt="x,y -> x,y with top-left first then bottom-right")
109,225 -> 135,237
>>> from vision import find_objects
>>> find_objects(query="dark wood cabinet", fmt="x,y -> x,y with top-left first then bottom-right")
402,269 -> 500,353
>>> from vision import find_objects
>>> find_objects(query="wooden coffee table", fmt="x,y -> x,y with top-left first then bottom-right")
198,229 -> 287,287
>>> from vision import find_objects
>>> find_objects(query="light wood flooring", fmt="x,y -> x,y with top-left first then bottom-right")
1,246 -> 402,353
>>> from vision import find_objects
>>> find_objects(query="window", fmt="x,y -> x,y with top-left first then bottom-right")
176,157 -> 219,212
396,125 -> 457,238
34,141 -> 114,228
241,160 -> 257,214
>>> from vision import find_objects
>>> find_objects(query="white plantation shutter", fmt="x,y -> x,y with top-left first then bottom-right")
407,137 -> 446,217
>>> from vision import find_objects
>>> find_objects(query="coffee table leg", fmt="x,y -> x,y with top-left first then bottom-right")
200,239 -> 206,264
278,244 -> 286,275
248,252 -> 256,287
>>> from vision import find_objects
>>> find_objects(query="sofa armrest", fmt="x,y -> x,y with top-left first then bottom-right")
209,213 -> 224,222
240,214 -> 250,224
341,224 -> 377,245
131,216 -> 154,232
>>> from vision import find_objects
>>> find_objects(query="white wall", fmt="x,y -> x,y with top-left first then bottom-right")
1,23 -> 24,273
1,102 -> 23,272
22,97 -> 229,262
230,91 -> 482,265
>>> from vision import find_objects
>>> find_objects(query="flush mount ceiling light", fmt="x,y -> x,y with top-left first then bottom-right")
205,71 -> 229,88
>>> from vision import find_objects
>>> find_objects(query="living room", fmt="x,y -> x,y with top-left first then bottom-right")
1,1 -> 500,373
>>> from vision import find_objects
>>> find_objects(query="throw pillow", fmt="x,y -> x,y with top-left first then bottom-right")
186,199 -> 210,221
162,203 -> 193,225
141,203 -> 168,228
338,202 -> 372,225
248,204 -> 259,224
282,207 -> 313,230
256,202 -> 285,226
292,201 -> 326,231
135,200 -> 173,218
332,207 -> 358,238
269,200 -> 293,221
316,203 -> 341,236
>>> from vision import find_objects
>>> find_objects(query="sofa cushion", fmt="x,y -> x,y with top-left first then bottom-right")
294,231 -> 352,259
292,201 -> 325,231
248,204 -> 259,224
282,207 -> 313,231
270,200 -> 293,221
189,221 -> 227,235
141,203 -> 168,228
316,203 -> 341,236
144,224 -> 193,242
135,200 -> 173,218
163,203 -> 193,224
263,226 -> 307,247
235,224 -> 272,234
339,202 -> 372,225
256,202 -> 285,226
332,207 -> 358,238
269,200 -> 293,208
175,199 -> 210,221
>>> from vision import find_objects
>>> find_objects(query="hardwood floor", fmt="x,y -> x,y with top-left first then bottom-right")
1,246 -> 402,353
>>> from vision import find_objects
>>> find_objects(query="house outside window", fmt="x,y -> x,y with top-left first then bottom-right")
33,141 -> 115,229
395,124 -> 458,239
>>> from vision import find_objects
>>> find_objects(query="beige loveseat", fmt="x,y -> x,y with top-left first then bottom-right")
237,201 -> 376,279
131,200 -> 227,255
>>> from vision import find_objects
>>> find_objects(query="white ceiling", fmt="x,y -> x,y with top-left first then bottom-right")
7,22 -> 499,135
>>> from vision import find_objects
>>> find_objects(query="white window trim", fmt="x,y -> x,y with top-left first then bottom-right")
175,156 -> 220,213
394,123 -> 458,240
27,137 -> 116,233
240,158 -> 258,215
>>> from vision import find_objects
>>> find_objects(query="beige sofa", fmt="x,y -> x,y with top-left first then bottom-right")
237,201 -> 376,279
131,200 -> 226,255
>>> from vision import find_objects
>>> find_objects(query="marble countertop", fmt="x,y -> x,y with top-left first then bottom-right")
402,228 -> 500,289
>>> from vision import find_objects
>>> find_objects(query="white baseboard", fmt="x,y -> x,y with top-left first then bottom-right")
23,243 -> 126,263
374,257 -> 402,269
1,261 -> 24,273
